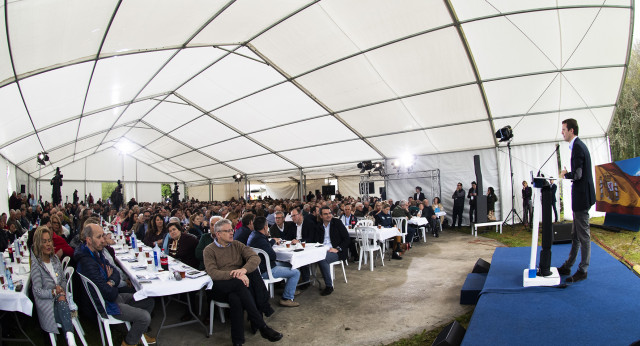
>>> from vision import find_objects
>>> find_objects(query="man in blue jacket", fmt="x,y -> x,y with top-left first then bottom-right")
233,213 -> 254,245
75,223 -> 156,346
247,216 -> 301,307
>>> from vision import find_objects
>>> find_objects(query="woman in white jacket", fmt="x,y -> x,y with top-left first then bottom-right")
30,226 -> 77,346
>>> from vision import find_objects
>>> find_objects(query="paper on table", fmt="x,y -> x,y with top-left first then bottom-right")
136,273 -> 159,280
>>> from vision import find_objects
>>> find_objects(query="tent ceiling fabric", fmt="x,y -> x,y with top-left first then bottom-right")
0,1 -> 632,183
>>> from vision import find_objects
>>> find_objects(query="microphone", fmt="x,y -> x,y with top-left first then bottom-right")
537,144 -> 560,177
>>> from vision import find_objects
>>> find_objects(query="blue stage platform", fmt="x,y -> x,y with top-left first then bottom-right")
462,243 -> 640,345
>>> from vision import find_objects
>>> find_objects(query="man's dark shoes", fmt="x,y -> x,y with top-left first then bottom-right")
566,270 -> 587,283
259,325 -> 283,342
557,264 -> 571,276
321,286 -> 334,296
392,252 -> 403,260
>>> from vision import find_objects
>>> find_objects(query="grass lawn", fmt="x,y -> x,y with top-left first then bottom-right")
387,219 -> 639,345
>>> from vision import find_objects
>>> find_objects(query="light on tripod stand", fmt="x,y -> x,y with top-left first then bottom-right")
495,126 -> 513,142
233,174 -> 243,182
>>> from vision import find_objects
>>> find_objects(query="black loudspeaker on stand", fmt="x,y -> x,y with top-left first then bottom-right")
432,321 -> 466,346
473,155 -> 488,223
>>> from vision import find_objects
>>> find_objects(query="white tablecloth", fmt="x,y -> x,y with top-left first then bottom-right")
114,245 -> 212,301
1,253 -> 33,316
408,217 -> 428,226
347,227 -> 401,241
273,243 -> 327,269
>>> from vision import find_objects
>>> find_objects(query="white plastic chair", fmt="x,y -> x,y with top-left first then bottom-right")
355,219 -> 374,227
250,247 -> 284,298
208,299 -> 230,336
77,273 -> 148,346
357,227 -> 385,271
329,259 -> 348,284
392,217 -> 408,243
61,256 -> 70,273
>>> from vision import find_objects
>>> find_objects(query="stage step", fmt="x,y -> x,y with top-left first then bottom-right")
460,273 -> 487,305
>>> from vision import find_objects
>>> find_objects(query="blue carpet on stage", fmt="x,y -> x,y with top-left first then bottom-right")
462,243 -> 640,346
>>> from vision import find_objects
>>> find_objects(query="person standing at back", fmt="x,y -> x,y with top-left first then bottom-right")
451,183 -> 465,228
557,118 -> 596,283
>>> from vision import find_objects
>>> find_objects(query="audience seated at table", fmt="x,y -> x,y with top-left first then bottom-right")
75,224 -> 156,346
187,213 -> 205,240
375,203 -> 402,260
233,213 -> 254,245
143,214 -> 166,248
312,206 -> 351,296
101,230 -> 135,293
30,226 -> 78,346
203,219 -> 282,344
165,222 -> 199,269
195,216 -> 223,270
49,214 -> 74,260
247,216 -> 301,307
268,211 -> 289,239
423,199 -> 440,237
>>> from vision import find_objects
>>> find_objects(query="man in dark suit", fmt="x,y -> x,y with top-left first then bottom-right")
550,178 -> 558,222
413,186 -> 425,201
283,208 -> 316,289
233,213 -> 254,245
313,206 -> 350,296
268,211 -> 289,238
558,118 -> 596,283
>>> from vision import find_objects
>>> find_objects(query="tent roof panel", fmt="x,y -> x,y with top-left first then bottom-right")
0,84 -> 33,145
19,62 -> 92,130
0,9 -> 13,84
101,0 -> 227,54
113,99 -> 160,127
227,154 -> 296,174
249,117 -> 357,152
193,164 -> 238,179
368,131 -> 436,158
177,53 -> 285,111
130,148 -> 163,165
141,101 -> 203,134
191,0 -> 312,45
200,137 -> 269,162
0,135 -> 41,164
39,120 -> 80,151
139,47 -> 227,99
403,85 -> 488,128
6,0 -> 117,77
167,170 -> 204,183
124,127 -> 163,147
280,140 -> 381,167
168,115 -> 239,149
84,50 -> 176,112
338,100 -> 422,137
171,151 -> 214,169
77,107 -> 123,139
145,136 -> 191,158
213,82 -> 327,133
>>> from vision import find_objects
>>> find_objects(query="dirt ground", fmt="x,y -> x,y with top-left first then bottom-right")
152,229 -> 503,345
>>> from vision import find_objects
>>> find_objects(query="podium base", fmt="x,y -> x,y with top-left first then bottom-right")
523,267 -> 560,287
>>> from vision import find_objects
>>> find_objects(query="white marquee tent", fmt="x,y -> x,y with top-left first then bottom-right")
0,0 -> 633,224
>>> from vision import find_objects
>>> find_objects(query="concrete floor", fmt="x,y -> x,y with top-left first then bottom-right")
152,229 -> 504,346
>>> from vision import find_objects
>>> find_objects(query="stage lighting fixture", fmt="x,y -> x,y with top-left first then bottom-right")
357,160 -> 373,173
36,152 -> 49,165
233,173 -> 243,182
373,162 -> 383,172
495,125 -> 513,142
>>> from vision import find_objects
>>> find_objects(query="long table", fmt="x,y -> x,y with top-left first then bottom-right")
1,239 -> 35,345
272,243 -> 327,269
113,242 -> 212,342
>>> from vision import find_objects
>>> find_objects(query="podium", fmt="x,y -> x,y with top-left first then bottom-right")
523,176 -> 560,287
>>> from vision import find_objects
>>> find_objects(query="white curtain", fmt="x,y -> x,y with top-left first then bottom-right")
265,181 -> 298,199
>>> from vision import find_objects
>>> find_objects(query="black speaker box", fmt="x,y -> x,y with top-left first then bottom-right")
20,184 -> 25,194
553,222 -> 572,244
472,258 -> 491,274
432,320 -> 466,346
